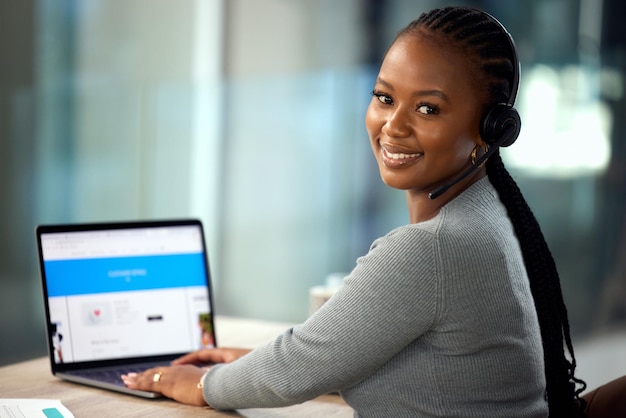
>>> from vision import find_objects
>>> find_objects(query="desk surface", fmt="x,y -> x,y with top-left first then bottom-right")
0,316 -> 353,417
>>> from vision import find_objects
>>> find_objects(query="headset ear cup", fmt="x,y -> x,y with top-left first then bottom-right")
480,104 -> 521,148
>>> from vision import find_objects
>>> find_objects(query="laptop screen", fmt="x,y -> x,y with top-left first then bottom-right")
37,220 -> 215,366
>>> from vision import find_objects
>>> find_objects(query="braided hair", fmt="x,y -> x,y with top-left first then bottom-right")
399,7 -> 587,417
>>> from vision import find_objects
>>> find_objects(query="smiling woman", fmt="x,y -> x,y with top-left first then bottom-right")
365,33 -> 485,221
120,6 -> 589,417
1,3 -> 625,414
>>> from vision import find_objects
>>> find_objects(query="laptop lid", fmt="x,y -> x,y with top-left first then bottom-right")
36,219 -> 217,385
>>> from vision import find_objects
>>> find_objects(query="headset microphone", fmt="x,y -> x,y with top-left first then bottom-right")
427,129 -> 509,200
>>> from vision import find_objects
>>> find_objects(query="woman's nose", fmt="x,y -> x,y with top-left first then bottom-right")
382,108 -> 411,138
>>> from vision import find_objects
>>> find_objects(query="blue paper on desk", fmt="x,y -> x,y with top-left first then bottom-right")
0,399 -> 75,418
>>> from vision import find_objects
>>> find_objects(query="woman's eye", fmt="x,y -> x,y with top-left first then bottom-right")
373,92 -> 393,105
417,104 -> 439,115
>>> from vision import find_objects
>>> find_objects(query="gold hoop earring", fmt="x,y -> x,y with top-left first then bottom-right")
470,146 -> 479,165
471,144 -> 490,166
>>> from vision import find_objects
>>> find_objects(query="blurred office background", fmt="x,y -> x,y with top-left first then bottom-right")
1,0 -> 625,390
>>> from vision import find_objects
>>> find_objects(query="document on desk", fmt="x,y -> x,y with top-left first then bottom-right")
0,399 -> 75,418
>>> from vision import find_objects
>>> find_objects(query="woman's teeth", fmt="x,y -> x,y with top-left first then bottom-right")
388,152 -> 419,159
384,149 -> 420,159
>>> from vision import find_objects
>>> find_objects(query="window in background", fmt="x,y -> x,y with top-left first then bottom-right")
0,0 -> 224,366
2,0 -> 625,373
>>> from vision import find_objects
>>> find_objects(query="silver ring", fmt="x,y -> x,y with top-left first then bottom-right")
153,371 -> 162,382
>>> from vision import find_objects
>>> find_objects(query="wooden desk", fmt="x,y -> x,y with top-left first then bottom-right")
0,316 -> 353,417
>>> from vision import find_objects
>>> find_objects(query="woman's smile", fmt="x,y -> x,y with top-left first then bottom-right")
380,144 -> 423,168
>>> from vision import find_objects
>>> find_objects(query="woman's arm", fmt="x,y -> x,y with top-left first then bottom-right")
203,226 -> 441,409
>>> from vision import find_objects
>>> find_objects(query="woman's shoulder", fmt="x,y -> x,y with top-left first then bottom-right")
369,178 -> 510,256
440,178 -> 510,231
443,177 -> 505,219
375,219 -> 440,249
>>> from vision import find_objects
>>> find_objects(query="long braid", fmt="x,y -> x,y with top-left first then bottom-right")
404,7 -> 586,416
487,152 -> 587,416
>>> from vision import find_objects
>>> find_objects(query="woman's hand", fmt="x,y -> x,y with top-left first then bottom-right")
121,364 -> 207,406
172,347 -> 252,366
121,347 -> 252,406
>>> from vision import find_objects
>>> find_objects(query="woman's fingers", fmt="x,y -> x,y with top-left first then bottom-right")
172,347 -> 252,365
120,348 -> 254,406
121,365 -> 208,406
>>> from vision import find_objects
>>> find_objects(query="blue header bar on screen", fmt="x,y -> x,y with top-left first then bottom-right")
45,253 -> 206,296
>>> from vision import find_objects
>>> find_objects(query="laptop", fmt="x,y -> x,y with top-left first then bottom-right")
35,219 -> 217,398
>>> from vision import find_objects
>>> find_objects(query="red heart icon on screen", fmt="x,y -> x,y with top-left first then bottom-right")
94,309 -> 101,317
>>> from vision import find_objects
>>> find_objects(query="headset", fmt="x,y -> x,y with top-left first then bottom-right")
428,10 -> 521,200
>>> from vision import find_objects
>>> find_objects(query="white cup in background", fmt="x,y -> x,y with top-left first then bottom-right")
309,273 -> 346,315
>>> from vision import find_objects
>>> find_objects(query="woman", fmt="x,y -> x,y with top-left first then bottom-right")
122,6 -> 586,416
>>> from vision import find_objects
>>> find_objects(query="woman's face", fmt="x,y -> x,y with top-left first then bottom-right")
366,33 -> 485,195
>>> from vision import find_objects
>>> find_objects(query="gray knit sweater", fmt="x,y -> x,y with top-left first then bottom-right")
202,177 -> 548,417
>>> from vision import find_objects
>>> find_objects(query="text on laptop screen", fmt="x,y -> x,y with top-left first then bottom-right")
40,225 -> 214,364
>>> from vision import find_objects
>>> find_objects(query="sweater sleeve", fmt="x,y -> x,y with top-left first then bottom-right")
202,225 -> 442,410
